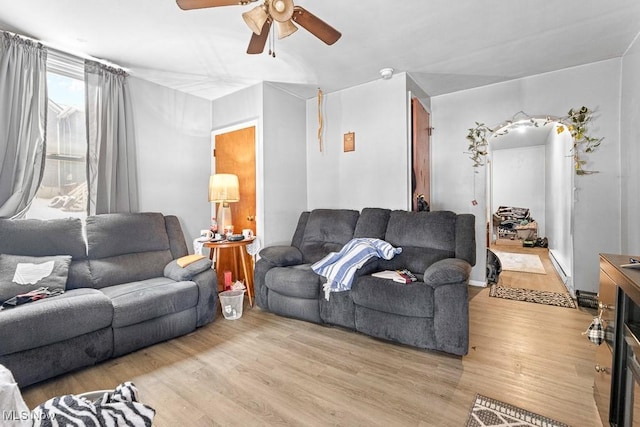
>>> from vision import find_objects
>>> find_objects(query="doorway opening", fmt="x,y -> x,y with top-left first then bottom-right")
211,122 -> 259,294
485,117 -> 574,295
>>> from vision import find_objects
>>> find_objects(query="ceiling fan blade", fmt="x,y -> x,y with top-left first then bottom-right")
247,19 -> 272,54
291,6 -> 341,45
176,0 -> 252,11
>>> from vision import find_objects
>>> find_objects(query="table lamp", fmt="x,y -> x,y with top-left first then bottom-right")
209,174 -> 240,233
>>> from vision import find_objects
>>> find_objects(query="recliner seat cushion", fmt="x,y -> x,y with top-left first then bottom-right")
100,277 -> 198,328
0,288 -> 113,356
265,265 -> 322,299
351,276 -> 434,318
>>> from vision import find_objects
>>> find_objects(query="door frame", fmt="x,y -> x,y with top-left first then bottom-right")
211,119 -> 263,241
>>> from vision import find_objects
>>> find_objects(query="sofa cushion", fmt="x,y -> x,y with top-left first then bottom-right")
0,254 -> 71,304
164,257 -> 212,281
381,210 -> 458,273
299,209 -> 359,264
353,208 -> 391,239
86,212 -> 170,259
259,246 -> 303,267
265,264 -> 323,299
86,213 -> 175,288
100,277 -> 199,328
0,217 -> 86,259
351,276 -> 434,318
0,217 -> 92,289
0,288 -> 113,356
89,252 -> 174,289
423,258 -> 471,286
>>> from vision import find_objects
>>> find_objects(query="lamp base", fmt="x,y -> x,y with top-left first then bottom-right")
217,202 -> 233,233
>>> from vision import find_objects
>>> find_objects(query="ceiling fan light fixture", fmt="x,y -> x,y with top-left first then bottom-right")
242,4 -> 269,35
270,0 -> 294,22
277,19 -> 298,39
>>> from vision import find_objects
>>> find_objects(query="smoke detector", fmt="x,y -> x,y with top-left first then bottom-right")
379,67 -> 394,80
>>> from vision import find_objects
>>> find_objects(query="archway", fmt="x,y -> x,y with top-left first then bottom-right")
485,117 -> 575,293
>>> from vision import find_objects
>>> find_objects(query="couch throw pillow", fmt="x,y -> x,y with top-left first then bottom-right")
0,254 -> 71,304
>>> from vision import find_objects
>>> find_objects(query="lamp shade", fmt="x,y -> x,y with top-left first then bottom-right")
208,174 -> 240,202
277,20 -> 298,39
242,5 -> 269,35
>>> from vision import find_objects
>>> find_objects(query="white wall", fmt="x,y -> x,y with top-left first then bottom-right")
431,59 -> 622,291
212,83 -> 307,247
262,83 -> 307,246
305,73 -> 411,210
621,35 -> 640,255
129,76 -> 212,248
491,145 -> 546,236
545,126 -> 574,284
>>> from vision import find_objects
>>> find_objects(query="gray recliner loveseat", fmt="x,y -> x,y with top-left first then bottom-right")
254,208 -> 475,356
0,212 -> 217,387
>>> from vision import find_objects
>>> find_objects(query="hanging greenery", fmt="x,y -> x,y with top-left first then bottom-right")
465,106 -> 603,175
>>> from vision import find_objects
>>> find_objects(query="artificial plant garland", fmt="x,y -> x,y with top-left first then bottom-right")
466,106 -> 603,175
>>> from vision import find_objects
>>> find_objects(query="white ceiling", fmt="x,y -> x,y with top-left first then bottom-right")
1,0 -> 639,101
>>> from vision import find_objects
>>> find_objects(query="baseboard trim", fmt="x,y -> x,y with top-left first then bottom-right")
469,280 -> 487,288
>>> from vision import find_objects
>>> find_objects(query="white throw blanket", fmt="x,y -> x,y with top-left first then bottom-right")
312,238 -> 402,300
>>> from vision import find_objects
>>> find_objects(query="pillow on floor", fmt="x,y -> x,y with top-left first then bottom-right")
0,254 -> 71,304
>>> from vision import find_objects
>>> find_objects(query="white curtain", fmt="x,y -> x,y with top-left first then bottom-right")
0,32 -> 47,219
85,60 -> 138,215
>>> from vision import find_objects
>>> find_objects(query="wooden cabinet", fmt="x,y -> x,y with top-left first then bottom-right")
596,257 -> 618,426
597,253 -> 640,426
595,338 -> 613,425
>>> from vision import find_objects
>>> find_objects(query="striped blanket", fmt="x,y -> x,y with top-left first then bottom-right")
32,382 -> 155,427
312,238 -> 402,300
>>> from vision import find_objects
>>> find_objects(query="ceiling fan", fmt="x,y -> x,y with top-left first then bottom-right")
176,0 -> 342,55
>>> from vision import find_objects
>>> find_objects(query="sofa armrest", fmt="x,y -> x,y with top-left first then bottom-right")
259,246 -> 303,267
164,257 -> 213,282
423,258 -> 471,287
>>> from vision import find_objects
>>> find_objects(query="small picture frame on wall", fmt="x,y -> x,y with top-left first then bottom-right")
344,132 -> 355,152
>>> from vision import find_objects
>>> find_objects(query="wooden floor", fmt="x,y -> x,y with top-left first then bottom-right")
491,243 -> 568,293
22,260 -> 602,426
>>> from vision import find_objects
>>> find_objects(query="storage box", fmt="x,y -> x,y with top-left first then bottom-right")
515,221 -> 538,240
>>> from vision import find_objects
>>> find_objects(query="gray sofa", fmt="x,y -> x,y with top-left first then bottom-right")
255,208 -> 475,356
0,212 -> 217,387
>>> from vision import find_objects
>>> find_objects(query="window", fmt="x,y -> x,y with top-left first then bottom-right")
26,53 -> 87,219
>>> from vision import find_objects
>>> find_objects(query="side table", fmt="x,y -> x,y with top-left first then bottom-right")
204,237 -> 255,307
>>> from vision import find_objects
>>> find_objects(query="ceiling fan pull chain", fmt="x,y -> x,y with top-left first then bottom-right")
271,23 -> 276,57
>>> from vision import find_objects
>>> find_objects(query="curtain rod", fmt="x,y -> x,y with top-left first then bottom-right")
0,28 -> 128,73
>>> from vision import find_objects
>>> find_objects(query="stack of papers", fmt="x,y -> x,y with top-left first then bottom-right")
371,270 -> 418,283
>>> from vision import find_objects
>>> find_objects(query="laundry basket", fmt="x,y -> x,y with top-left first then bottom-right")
219,290 -> 245,320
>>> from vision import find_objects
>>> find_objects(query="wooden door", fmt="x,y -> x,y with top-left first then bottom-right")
214,126 -> 256,292
411,98 -> 431,211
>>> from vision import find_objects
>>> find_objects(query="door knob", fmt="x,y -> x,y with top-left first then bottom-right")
247,215 -> 255,221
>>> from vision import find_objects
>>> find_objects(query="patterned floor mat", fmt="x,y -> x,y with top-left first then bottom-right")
466,394 -> 571,427
489,285 -> 576,309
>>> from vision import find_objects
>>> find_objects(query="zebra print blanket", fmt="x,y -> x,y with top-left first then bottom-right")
32,382 -> 155,426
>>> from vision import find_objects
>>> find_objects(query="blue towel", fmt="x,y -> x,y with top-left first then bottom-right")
312,238 -> 402,300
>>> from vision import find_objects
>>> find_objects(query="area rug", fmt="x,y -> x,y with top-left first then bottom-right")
466,394 -> 571,427
489,285 -> 576,309
493,251 -> 546,274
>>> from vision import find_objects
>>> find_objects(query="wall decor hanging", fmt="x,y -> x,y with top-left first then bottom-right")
465,106 -> 603,175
